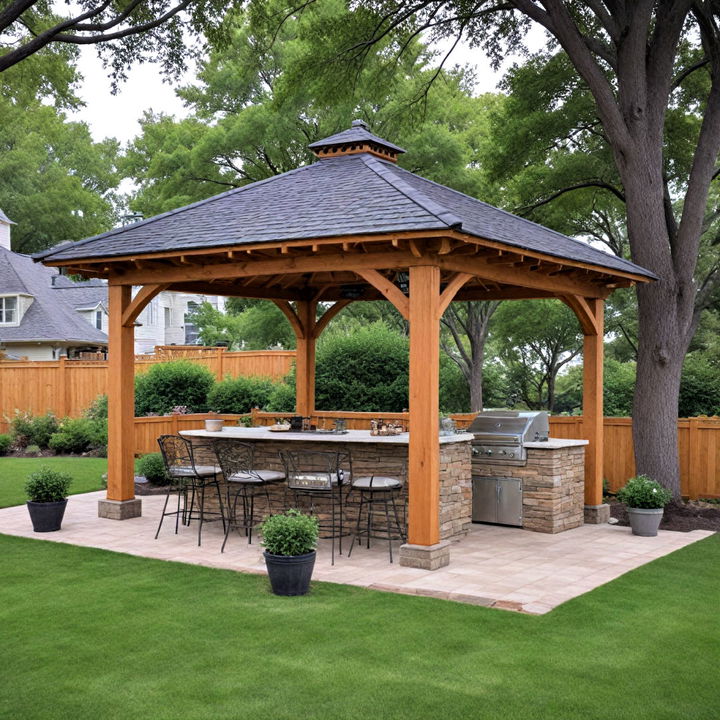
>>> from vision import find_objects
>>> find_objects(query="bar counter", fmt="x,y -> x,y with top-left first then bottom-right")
181,427 -> 474,540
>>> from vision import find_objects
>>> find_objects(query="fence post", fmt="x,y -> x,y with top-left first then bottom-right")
251,407 -> 259,427
217,347 -> 225,380
687,416 -> 701,500
57,356 -> 67,418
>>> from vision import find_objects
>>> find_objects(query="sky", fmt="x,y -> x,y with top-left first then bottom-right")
71,30 -> 547,145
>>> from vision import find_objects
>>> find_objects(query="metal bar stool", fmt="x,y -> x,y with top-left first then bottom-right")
212,439 -> 285,551
280,449 -> 351,565
348,463 -> 406,563
156,434 -> 226,546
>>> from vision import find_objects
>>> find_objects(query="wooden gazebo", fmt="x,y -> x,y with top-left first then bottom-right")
37,120 -> 654,566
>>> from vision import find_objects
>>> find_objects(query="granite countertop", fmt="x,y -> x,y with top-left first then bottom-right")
181,427 -> 474,445
524,438 -> 589,449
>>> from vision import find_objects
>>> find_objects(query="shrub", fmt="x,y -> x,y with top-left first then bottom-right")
135,361 -> 215,416
9,411 -> 59,449
25,444 -> 41,456
85,394 -> 108,421
616,475 -> 672,509
49,417 -> 107,455
136,453 -> 168,485
679,355 -> 720,417
25,467 -> 72,503
0,433 -> 11,455
207,375 -> 276,414
261,509 -> 319,556
266,382 -> 296,413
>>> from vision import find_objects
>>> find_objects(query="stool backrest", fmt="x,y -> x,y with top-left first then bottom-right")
157,434 -> 195,472
280,449 -> 349,491
212,439 -> 257,481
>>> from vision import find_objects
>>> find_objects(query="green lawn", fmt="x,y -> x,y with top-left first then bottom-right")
0,457 -> 107,508
0,533 -> 717,720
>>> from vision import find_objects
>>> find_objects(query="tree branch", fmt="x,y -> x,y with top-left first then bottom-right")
514,180 -> 626,216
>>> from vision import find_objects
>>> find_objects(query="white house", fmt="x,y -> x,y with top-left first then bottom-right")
0,210 -> 226,358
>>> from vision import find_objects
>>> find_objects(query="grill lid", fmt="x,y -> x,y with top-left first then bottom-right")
468,411 -> 549,443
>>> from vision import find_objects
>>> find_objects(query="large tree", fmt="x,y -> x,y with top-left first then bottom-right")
0,0 -> 229,80
0,47 -> 119,252
319,0 -> 720,496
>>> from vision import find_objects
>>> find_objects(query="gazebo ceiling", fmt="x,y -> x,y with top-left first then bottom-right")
35,120 -> 655,300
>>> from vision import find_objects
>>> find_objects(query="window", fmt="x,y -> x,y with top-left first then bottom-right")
146,300 -> 158,325
164,307 -> 171,328
0,296 -> 17,324
184,301 -> 199,344
95,310 -> 103,330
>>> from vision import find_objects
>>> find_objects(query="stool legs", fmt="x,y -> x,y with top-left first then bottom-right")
348,490 -> 405,563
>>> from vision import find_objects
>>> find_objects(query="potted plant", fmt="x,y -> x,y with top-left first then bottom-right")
616,475 -> 672,537
261,509 -> 319,596
25,466 -> 72,532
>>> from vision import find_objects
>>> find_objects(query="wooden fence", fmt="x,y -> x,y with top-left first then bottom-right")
131,410 -> 720,500
0,349 -> 295,432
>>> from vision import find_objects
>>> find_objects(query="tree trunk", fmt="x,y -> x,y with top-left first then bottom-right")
469,347 -> 484,412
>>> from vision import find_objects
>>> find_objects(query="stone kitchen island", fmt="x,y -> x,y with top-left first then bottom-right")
181,427 -> 474,541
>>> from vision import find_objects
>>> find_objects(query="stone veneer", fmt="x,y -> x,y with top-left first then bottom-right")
187,436 -> 473,541
472,441 -> 586,533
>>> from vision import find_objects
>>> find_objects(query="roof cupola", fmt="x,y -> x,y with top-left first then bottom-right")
308,119 -> 406,163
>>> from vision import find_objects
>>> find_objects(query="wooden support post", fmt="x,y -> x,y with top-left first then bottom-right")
100,284 -> 141,519
406,265 -> 441,547
294,300 -> 317,417
582,298 -> 605,511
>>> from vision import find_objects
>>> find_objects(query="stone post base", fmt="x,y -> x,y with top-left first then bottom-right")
98,498 -> 142,520
584,503 -> 610,524
399,541 -> 451,570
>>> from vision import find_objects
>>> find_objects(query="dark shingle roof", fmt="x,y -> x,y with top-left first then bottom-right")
35,139 -> 654,280
0,247 -> 107,344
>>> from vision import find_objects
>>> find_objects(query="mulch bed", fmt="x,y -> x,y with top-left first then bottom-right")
609,499 -> 720,532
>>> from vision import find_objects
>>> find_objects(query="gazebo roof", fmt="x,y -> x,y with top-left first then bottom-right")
36,130 -> 654,283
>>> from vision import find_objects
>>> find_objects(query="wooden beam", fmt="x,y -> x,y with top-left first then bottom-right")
438,273 -> 473,317
272,300 -> 305,339
582,298 -> 604,507
355,269 -> 410,320
294,300 -> 317,417
561,295 -> 601,335
407,265 -> 441,546
313,299 -> 352,339
408,239 -> 423,258
107,285 -> 136,503
121,284 -> 170,327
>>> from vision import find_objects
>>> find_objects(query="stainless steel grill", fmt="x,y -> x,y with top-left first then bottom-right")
468,410 -> 549,463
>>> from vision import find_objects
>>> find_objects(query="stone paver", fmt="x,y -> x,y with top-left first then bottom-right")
0,491 -> 712,614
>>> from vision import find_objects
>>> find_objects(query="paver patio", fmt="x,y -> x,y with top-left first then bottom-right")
0,490 -> 712,614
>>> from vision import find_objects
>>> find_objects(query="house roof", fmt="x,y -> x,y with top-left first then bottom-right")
0,208 -> 14,225
307,119 -> 406,154
0,247 -> 108,345
35,125 -> 655,281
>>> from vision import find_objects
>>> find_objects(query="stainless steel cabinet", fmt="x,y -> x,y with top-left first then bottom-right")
472,477 -> 523,527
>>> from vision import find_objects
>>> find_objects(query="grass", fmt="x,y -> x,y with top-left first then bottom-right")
0,457 -> 107,508
0,533 -> 717,720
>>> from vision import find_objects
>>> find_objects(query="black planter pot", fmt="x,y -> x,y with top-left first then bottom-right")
26,500 -> 67,532
263,550 -> 316,596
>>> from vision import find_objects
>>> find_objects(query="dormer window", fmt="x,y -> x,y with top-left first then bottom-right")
0,296 -> 17,324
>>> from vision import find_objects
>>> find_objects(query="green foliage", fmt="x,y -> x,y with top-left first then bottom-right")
187,301 -> 296,350
315,323 -> 409,412
9,411 -> 59,450
266,382 -> 296,413
25,445 -> 41,457
85,395 -> 108,421
207,376 -> 277,414
489,300 -> 582,411
136,454 -> 169,486
556,358 -> 636,417
48,418 -> 107,455
617,475 -> 673,509
135,361 -> 215,416
439,356 -> 470,413
261,509 -> 319,556
24,466 -> 72,503
123,0 -> 491,217
0,434 -> 11,456
679,354 -> 720,417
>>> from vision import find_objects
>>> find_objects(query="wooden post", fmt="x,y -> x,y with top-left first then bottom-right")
101,284 -> 140,518
583,298 -> 604,508
406,265 -> 441,547
57,356 -> 67,418
294,300 -> 316,417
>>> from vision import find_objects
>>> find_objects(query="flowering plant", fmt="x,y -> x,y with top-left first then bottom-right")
616,475 -> 672,509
